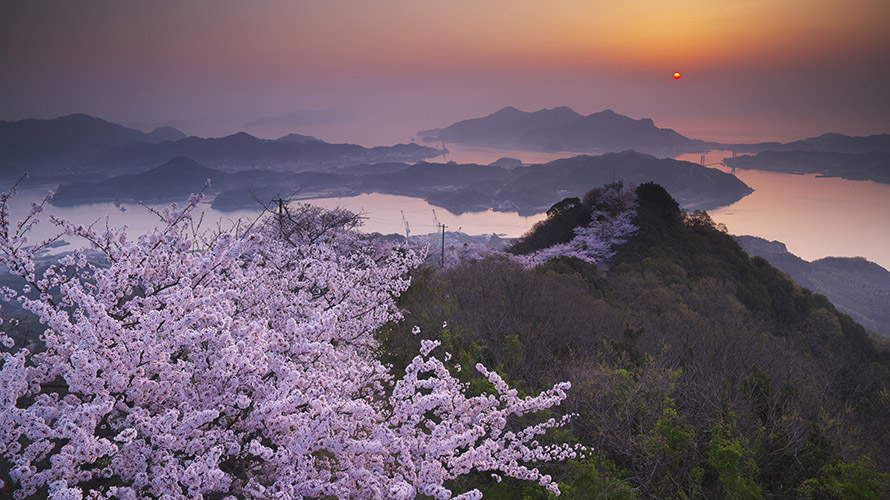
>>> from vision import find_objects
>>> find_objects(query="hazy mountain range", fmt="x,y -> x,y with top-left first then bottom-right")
420,106 -> 712,156
51,151 -> 752,216
50,156 -> 352,208
422,106 -> 890,183
8,109 -> 889,215
736,235 -> 890,338
0,114 -> 444,178
726,132 -> 890,154
0,113 -> 187,170
77,132 -> 442,176
724,150 -> 890,184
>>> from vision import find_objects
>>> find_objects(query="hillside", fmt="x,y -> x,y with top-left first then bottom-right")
736,235 -> 890,337
382,182 -> 890,499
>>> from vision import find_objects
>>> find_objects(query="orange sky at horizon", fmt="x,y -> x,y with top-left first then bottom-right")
1,0 -> 888,143
7,0 -> 887,75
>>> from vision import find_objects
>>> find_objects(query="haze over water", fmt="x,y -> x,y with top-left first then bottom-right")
2,1 -> 888,268
11,141 -> 889,271
428,146 -> 890,270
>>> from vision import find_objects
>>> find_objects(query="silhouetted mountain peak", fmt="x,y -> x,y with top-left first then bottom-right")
426,106 -> 702,156
493,106 -> 521,115
276,133 -> 323,144
146,126 -> 187,142
0,113 -> 166,171
58,112 -> 99,121
146,156 -> 220,178
612,150 -> 657,160
583,109 -> 638,124
222,131 -> 262,142
533,106 -> 584,122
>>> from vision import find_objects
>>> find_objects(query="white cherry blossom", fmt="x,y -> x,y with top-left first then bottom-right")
0,189 -> 578,499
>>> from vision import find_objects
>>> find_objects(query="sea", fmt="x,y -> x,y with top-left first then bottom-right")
4,143 -> 889,270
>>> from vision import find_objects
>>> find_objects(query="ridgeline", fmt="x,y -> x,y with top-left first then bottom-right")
382,182 -> 890,499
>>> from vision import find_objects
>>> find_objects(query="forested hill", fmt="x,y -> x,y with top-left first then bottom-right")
383,182 -> 890,499
736,235 -> 890,338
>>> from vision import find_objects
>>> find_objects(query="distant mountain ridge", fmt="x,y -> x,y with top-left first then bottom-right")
50,156 -> 350,207
724,150 -> 890,184
735,235 -> 890,337
78,132 -> 443,175
276,133 -> 322,144
50,152 -> 752,217
0,114 -> 187,171
422,106 -> 711,156
423,107 -> 890,163
146,126 -> 188,143
435,106 -> 584,143
489,151 -> 751,214
0,113 -> 444,178
727,132 -> 890,155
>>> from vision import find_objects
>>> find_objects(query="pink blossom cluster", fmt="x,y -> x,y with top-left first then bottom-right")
442,189 -> 637,269
0,189 -> 578,499
524,205 -> 637,267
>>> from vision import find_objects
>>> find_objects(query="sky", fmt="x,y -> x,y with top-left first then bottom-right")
2,0 -> 889,146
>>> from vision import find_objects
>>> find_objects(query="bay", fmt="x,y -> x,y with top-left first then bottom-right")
3,186 -> 545,254
6,143 -> 889,271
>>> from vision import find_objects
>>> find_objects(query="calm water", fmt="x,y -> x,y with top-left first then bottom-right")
4,187 -> 545,253
6,145 -> 890,270
709,169 -> 890,269
675,150 -> 890,270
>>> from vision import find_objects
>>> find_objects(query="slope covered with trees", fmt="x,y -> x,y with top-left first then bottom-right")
384,182 -> 890,499
2,181 -> 887,499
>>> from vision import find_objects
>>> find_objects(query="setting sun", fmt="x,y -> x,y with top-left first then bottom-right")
673,72 -> 681,79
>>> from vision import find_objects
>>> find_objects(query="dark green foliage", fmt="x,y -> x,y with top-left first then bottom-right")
553,459 -> 639,500
380,182 -> 890,499
798,456 -> 889,500
508,197 -> 591,255
707,412 -> 763,500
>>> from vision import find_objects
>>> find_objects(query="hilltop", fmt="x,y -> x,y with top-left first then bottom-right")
383,182 -> 890,498
420,106 -> 712,156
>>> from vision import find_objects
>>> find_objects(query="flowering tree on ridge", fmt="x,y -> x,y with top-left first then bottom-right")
441,184 -> 638,269
0,187 -> 580,500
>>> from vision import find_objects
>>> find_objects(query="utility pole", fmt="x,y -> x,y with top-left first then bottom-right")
401,210 -> 410,242
440,223 -> 446,267
273,197 -> 287,237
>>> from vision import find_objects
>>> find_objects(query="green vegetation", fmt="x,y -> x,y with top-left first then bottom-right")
381,182 -> 890,499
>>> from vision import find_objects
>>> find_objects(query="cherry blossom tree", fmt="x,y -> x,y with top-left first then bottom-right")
525,202 -> 637,266
440,186 -> 637,269
0,186 -> 579,500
